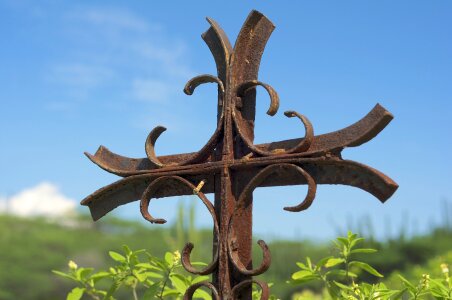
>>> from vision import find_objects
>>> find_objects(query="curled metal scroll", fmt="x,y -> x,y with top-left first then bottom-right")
184,74 -> 225,96
282,111 -> 314,154
237,80 -> 279,116
231,280 -> 269,300
245,163 -> 317,212
228,163 -> 317,276
233,82 -> 314,156
144,15 -> 230,169
140,176 -> 219,275
183,281 -> 219,300
228,237 -> 271,276
145,76 -> 224,168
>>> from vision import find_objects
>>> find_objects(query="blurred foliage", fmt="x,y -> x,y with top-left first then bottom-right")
54,246 -> 280,300
289,232 -> 397,299
53,246 -> 211,300
289,232 -> 452,299
53,232 -> 451,299
0,205 -> 451,299
0,202 -> 214,300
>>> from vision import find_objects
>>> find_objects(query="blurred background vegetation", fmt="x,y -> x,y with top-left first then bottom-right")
0,201 -> 451,299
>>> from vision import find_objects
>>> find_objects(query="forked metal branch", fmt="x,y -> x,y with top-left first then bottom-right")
82,10 -> 398,299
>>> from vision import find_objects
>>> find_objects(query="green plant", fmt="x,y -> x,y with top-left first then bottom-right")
289,232 -> 451,299
430,263 -> 452,299
53,232 -> 451,299
53,244 -> 282,300
398,263 -> 451,300
290,231 -> 391,298
53,245 -> 210,300
251,282 -> 280,300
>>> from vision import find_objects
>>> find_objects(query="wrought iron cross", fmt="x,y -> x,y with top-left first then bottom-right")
82,10 -> 398,299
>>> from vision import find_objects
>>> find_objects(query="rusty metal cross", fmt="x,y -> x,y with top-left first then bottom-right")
81,10 -> 398,299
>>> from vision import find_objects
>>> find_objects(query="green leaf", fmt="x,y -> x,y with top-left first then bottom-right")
325,269 -> 357,278
145,271 -> 164,279
135,263 -> 160,271
347,231 -> 357,240
326,281 -> 341,298
292,270 -> 313,280
333,281 -> 351,290
360,282 -> 372,293
349,261 -> 383,277
315,256 -> 334,270
122,245 -> 132,256
397,274 -> 416,292
170,274 -> 188,294
133,270 -> 148,282
153,259 -> 167,271
91,271 -> 112,282
336,237 -> 349,247
194,288 -> 212,300
104,279 -> 121,299
52,270 -> 77,281
164,252 -> 174,266
133,249 -> 146,254
350,248 -> 377,254
143,282 -> 161,300
325,258 -> 345,268
306,257 -> 313,270
429,279 -> 449,296
391,288 -> 408,300
109,251 -> 126,262
377,282 -> 387,289
67,287 -> 84,300
124,275 -> 136,286
76,268 -> 93,281
296,262 -> 307,269
162,288 -> 181,297
291,274 -> 321,284
192,276 -> 210,284
349,237 -> 364,249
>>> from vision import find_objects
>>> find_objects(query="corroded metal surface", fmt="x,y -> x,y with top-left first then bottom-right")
82,10 -> 398,299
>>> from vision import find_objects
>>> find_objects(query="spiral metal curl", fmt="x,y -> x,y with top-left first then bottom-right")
227,163 -> 317,276
183,281 -> 220,300
145,75 -> 225,167
236,80 -> 279,116
233,81 -> 314,156
231,280 -> 269,300
140,176 -> 219,275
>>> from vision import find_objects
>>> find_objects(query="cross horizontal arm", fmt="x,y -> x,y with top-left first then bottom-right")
81,155 -> 397,221
85,104 -> 392,177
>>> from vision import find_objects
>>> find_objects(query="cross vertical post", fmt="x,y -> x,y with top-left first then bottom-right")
81,10 -> 398,300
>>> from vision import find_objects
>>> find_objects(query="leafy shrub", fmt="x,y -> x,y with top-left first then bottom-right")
53,246 -> 210,300
289,232 -> 452,299
54,232 -> 451,299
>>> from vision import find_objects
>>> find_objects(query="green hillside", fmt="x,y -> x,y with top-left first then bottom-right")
0,213 -> 451,299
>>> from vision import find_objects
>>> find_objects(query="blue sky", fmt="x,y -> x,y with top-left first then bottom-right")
1,0 -> 451,240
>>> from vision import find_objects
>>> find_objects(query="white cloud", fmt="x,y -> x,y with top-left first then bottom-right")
0,182 -> 76,218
